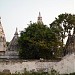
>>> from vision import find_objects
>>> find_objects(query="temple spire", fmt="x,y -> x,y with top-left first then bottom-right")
14,27 -> 18,36
37,12 -> 43,24
0,17 -> 6,54
39,12 -> 41,17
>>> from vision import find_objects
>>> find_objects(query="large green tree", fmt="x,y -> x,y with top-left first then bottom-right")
50,13 -> 75,44
50,13 -> 75,56
18,23 -> 62,59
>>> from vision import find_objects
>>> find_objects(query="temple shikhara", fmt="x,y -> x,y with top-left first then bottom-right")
0,17 -> 19,59
0,17 -> 6,55
64,27 -> 75,55
5,28 -> 19,59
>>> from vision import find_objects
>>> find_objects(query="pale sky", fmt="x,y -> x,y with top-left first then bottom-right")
0,0 -> 74,42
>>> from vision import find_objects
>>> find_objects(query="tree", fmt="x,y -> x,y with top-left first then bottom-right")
18,23 -> 62,59
50,13 -> 75,56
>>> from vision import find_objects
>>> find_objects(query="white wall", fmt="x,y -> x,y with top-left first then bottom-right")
53,53 -> 75,74
0,60 -> 57,73
0,54 -> 75,74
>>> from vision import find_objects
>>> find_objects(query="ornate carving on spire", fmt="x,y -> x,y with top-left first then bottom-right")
0,17 -> 6,55
0,18 -> 4,35
37,12 -> 43,24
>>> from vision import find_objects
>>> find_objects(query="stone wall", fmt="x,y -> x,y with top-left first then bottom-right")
0,54 -> 75,74
53,53 -> 75,74
0,60 -> 57,73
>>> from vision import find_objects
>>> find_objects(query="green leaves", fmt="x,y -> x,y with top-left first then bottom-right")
18,13 -> 75,59
50,13 -> 75,56
18,23 -> 61,59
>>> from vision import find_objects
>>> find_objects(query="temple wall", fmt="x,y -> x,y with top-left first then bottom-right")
0,60 -> 57,73
0,54 -> 75,74
53,53 -> 75,74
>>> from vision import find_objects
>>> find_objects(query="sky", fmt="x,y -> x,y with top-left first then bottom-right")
0,0 -> 74,42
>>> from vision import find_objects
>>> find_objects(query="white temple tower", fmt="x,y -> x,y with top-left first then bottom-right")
37,12 -> 43,24
0,17 -> 6,55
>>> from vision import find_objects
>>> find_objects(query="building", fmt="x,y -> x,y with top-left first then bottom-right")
0,17 -> 6,55
37,12 -> 43,24
64,27 -> 75,55
0,12 -> 44,59
5,28 -> 19,59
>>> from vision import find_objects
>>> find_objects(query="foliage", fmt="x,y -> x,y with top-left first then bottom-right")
0,69 -> 59,75
50,13 -> 75,44
50,13 -> 75,56
0,69 -> 75,75
18,23 -> 62,59
18,13 -> 75,59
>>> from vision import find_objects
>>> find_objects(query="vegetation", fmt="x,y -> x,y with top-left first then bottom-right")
0,71 -> 56,75
18,23 -> 62,59
0,70 -> 75,75
18,13 -> 75,59
50,13 -> 75,45
50,13 -> 75,56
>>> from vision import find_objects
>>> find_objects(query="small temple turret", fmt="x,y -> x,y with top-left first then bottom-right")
0,17 -> 6,55
65,28 -> 75,55
37,12 -> 43,24
5,28 -> 19,59
65,31 -> 72,54
14,27 -> 18,36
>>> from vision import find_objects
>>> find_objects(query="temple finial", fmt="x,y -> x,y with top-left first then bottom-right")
16,27 -> 17,32
37,12 -> 43,24
14,27 -> 18,35
39,12 -> 41,17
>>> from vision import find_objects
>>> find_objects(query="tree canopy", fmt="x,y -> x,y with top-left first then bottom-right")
18,13 -> 75,59
50,13 -> 75,44
50,13 -> 75,56
18,23 -> 62,59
